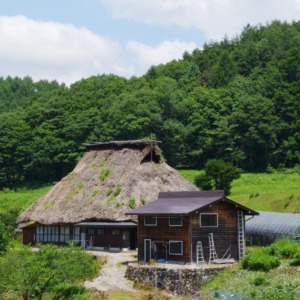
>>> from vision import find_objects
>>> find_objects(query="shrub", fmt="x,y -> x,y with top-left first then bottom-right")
106,188 -> 113,196
113,186 -> 122,196
92,189 -> 100,197
293,164 -> 300,175
253,275 -> 268,286
241,249 -> 280,271
53,283 -> 86,299
289,258 -> 300,266
249,192 -> 259,199
268,240 -> 300,259
106,196 -> 115,206
245,288 -> 294,300
194,173 -> 213,190
100,169 -> 111,181
128,197 -> 136,209
115,202 -> 124,208
77,182 -> 84,190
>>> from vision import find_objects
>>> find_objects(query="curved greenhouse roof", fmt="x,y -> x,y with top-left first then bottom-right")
246,211 -> 300,237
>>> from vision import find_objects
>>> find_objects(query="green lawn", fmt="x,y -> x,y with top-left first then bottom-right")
2,171 -> 300,215
0,184 -> 53,213
177,169 -> 202,184
179,170 -> 300,213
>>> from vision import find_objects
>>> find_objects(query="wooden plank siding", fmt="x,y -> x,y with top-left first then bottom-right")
137,202 -> 242,263
22,227 -> 35,245
191,201 -> 239,262
137,215 -> 191,262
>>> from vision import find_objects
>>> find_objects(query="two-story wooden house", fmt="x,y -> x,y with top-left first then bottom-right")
126,190 -> 258,264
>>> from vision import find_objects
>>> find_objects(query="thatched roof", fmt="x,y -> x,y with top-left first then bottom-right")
17,140 -> 198,225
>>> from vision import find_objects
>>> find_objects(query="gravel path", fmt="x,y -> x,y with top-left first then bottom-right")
84,250 -> 137,292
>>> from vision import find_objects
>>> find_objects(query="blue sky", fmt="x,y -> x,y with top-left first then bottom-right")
1,0 -> 299,85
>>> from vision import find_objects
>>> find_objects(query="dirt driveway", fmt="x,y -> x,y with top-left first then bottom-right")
84,250 -> 137,292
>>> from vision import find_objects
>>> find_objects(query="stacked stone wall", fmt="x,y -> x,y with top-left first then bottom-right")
125,264 -> 225,295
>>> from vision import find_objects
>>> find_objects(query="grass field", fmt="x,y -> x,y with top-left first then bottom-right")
178,170 -> 300,213
1,171 -> 300,214
0,183 -> 53,213
199,257 -> 300,299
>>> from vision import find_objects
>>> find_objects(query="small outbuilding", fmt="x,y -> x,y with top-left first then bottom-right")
126,190 -> 258,264
245,211 -> 300,246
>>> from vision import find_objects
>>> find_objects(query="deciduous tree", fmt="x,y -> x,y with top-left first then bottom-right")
194,159 -> 242,195
0,243 -> 99,300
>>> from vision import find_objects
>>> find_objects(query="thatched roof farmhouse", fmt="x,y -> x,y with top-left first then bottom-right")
17,140 -> 198,249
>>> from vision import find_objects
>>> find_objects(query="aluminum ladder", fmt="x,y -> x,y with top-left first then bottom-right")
196,241 -> 205,264
208,233 -> 218,263
237,210 -> 246,259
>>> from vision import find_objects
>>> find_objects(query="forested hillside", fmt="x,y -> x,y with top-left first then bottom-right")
1,20 -> 300,188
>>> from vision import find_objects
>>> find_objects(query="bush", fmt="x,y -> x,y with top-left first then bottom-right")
194,159 -> 242,195
113,186 -> 122,196
268,240 -> 300,259
289,258 -> 300,266
53,283 -> 86,300
245,288 -> 294,300
100,169 -> 112,181
253,275 -> 268,286
194,173 -> 213,190
241,249 -> 280,271
128,197 -> 136,209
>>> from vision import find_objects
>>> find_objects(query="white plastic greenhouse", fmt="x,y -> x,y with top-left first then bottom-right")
245,211 -> 300,245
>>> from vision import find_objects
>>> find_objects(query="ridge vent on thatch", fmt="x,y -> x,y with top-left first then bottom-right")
84,140 -> 162,149
85,140 -> 162,164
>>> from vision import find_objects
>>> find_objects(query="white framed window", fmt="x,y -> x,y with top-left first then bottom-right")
144,216 -> 157,226
169,240 -> 183,255
169,216 -> 182,226
200,213 -> 218,227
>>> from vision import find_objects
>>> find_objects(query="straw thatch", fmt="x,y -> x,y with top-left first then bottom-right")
17,140 -> 198,225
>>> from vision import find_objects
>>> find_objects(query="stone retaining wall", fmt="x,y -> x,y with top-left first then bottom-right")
125,264 -> 226,295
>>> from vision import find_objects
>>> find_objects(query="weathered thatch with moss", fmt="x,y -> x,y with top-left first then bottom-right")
18,140 -> 198,225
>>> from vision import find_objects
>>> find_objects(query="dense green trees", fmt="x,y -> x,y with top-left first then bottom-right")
0,20 -> 300,188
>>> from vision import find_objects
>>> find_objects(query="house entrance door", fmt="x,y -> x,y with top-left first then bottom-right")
144,239 -> 151,262
122,231 -> 130,248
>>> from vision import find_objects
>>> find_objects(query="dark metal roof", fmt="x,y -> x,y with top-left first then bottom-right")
126,190 -> 258,216
74,221 -> 137,228
246,211 -> 300,236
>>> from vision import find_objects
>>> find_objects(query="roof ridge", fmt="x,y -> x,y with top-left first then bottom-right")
158,190 -> 225,199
